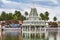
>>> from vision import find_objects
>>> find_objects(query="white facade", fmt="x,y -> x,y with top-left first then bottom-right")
22,8 -> 48,33
22,8 -> 48,39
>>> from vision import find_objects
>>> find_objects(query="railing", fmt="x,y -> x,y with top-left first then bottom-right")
40,28 -> 59,32
22,28 -> 60,32
0,28 -> 60,32
0,28 -> 21,32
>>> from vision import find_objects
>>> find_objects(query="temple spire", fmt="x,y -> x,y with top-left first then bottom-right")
32,1 -> 35,8
29,1 -> 38,17
29,8 -> 38,17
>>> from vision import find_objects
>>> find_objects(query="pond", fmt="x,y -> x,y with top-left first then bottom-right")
0,31 -> 60,40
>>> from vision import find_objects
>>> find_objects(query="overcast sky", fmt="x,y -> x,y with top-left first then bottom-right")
0,0 -> 60,21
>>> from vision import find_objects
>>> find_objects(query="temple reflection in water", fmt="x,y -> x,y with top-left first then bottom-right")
0,31 -> 60,40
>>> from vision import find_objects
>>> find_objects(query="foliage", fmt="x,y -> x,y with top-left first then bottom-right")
45,11 -> 49,20
40,11 -> 57,21
0,10 -> 26,21
45,11 -> 49,16
1,11 -> 7,20
53,16 -> 57,21
40,13 -> 45,20
25,11 -> 28,16
8,13 -> 13,20
0,10 -> 57,21
13,15 -> 17,20
40,11 -> 49,20
13,10 -> 22,20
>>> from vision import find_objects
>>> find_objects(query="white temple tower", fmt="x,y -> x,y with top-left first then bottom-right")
22,8 -> 48,33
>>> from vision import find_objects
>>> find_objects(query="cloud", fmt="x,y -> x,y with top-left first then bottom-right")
0,8 -> 15,13
6,0 -> 59,8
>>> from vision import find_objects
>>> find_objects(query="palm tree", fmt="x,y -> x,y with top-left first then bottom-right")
45,11 -> 49,16
53,16 -> 57,21
40,13 -> 45,20
24,11 -> 28,19
45,11 -> 49,21
25,11 -> 28,16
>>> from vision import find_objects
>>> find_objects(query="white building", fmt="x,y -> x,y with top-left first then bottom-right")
22,8 -> 48,33
22,8 -> 48,39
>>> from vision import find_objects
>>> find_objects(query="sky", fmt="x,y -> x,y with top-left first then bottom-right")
0,0 -> 60,21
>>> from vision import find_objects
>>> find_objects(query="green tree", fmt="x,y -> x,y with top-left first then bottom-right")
24,11 -> 28,20
14,10 -> 21,17
40,13 -> 45,20
1,12 -> 13,20
40,11 -> 49,21
1,11 -> 7,20
45,11 -> 49,20
8,13 -> 13,20
0,16 -> 3,21
13,15 -> 17,20
0,10 -> 26,21
13,10 -> 22,20
45,11 -> 49,16
6,14 -> 9,20
25,11 -> 28,16
13,10 -> 26,21
45,16 -> 49,21
20,16 -> 26,21
53,16 -> 57,21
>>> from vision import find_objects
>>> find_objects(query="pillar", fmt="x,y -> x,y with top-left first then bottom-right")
29,33 -> 31,38
35,26 -> 36,33
40,27 -> 41,39
29,26 -> 31,33
45,32 -> 48,40
26,26 -> 27,32
25,33 -> 27,38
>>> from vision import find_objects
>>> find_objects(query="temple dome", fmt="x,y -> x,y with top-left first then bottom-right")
27,8 -> 39,20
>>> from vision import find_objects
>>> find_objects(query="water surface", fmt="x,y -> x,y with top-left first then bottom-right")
0,31 -> 60,40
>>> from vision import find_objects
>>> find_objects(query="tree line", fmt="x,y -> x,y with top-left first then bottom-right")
0,10 -> 57,21
0,10 -> 26,21
40,11 -> 57,21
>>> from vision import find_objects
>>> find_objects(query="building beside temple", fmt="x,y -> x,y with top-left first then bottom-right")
57,21 -> 60,27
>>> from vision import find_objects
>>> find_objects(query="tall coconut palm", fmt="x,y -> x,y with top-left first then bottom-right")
53,16 -> 57,21
40,13 -> 45,20
45,11 -> 49,17
24,11 -> 28,19
45,11 -> 49,21
25,11 -> 28,16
